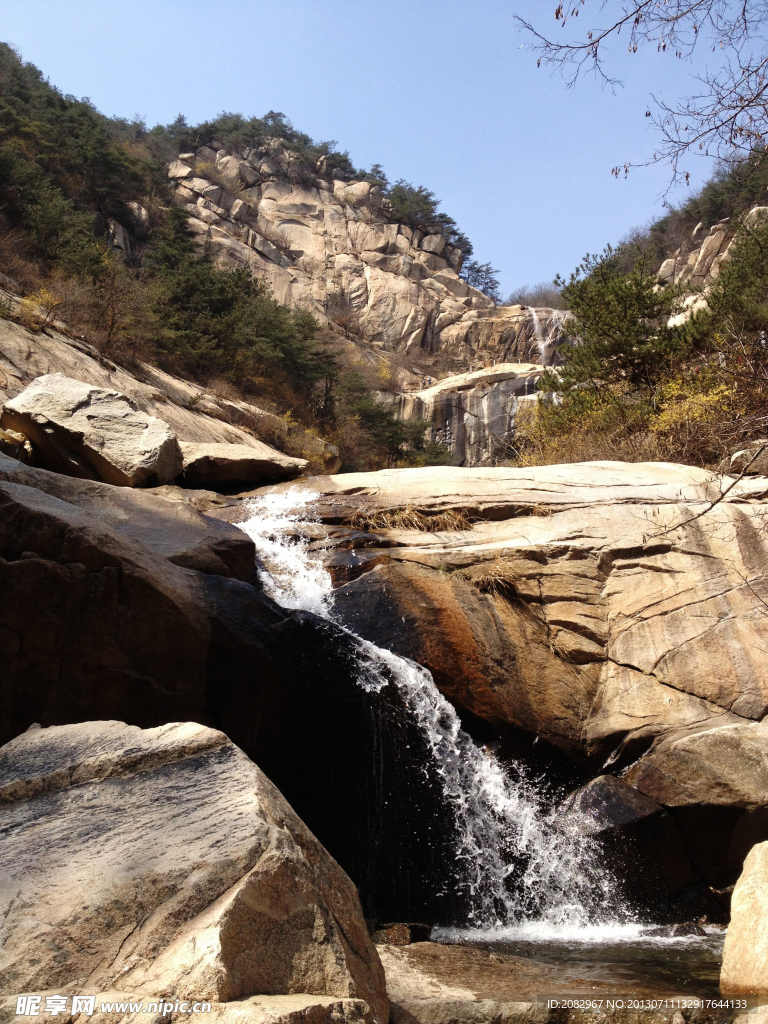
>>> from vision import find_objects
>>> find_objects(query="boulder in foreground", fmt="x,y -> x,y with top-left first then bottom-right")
0,721 -> 387,1023
1,373 -> 183,486
722,840 -> 768,995
180,440 -> 307,487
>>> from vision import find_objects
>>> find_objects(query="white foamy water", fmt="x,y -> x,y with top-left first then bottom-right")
435,922 -> 650,944
237,490 -> 333,617
239,489 -> 626,932
528,307 -> 570,365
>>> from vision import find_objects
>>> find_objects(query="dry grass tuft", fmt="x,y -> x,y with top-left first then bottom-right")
348,504 -> 473,533
461,558 -> 524,598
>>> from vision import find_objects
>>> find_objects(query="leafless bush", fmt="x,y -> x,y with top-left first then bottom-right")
55,263 -> 156,362
516,2 -> 768,186
507,281 -> 567,309
325,291 -> 363,339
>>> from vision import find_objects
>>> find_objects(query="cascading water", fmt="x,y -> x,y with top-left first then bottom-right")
239,490 -> 627,934
528,307 -> 570,365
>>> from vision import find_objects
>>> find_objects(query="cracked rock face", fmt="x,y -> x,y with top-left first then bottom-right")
2,373 -> 184,487
168,144 -> 568,369
261,461 -> 768,776
0,721 -> 388,1023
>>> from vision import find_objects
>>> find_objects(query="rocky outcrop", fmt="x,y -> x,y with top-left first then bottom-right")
624,721 -> 768,809
0,304 -> 340,475
0,720 -> 387,1023
385,363 -> 543,466
0,452 -> 471,925
168,143 -> 568,370
560,775 -> 664,835
291,463 -> 768,758
725,439 -> 768,476
252,462 -> 768,904
181,441 -> 307,487
658,206 -> 768,293
2,373 -> 183,486
721,841 -> 768,995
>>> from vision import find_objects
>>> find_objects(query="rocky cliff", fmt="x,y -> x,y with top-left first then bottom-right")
0,289 -> 341,475
168,141 -> 568,375
254,462 -> 768,918
384,363 -> 543,466
658,206 -> 768,300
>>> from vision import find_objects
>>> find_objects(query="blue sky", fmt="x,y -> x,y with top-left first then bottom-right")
4,0 -> 718,296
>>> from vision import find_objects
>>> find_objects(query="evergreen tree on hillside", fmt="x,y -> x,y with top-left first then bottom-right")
546,249 -> 697,401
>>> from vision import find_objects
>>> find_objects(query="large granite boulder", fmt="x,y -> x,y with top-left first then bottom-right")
624,721 -> 768,810
0,720 -> 387,1022
0,312 -> 338,474
0,452 -> 466,927
180,440 -> 307,487
721,841 -> 768,994
277,462 -> 768,763
1,373 -> 183,486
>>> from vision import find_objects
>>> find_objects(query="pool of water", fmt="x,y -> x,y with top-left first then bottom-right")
433,925 -> 726,998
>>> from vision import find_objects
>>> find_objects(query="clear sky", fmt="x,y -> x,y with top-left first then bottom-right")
3,0 -> 718,297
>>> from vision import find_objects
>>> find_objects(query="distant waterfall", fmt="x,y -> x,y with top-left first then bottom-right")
239,490 -> 626,932
527,307 -> 570,365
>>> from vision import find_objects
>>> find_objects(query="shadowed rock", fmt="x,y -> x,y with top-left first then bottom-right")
181,440 -> 307,488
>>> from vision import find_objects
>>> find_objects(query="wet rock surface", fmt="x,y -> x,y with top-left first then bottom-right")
386,363 -> 545,467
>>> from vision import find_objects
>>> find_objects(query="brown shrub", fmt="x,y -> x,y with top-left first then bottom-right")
347,504 -> 473,533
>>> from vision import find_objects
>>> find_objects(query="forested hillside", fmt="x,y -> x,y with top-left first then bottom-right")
514,155 -> 768,470
0,42 -> 469,470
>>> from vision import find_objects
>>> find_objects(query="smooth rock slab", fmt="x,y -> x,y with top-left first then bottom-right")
0,993 -> 375,1024
181,441 -> 307,487
0,454 -> 255,581
624,721 -> 768,810
380,943 -> 728,1024
2,373 -> 183,486
0,721 -> 387,1023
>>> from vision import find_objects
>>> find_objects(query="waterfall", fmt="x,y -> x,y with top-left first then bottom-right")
239,491 -> 626,934
528,307 -> 570,365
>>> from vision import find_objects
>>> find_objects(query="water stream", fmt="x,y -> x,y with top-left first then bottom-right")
239,490 -> 624,932
527,307 -> 570,365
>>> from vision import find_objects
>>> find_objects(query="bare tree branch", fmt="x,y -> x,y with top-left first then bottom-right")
516,2 -> 768,182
